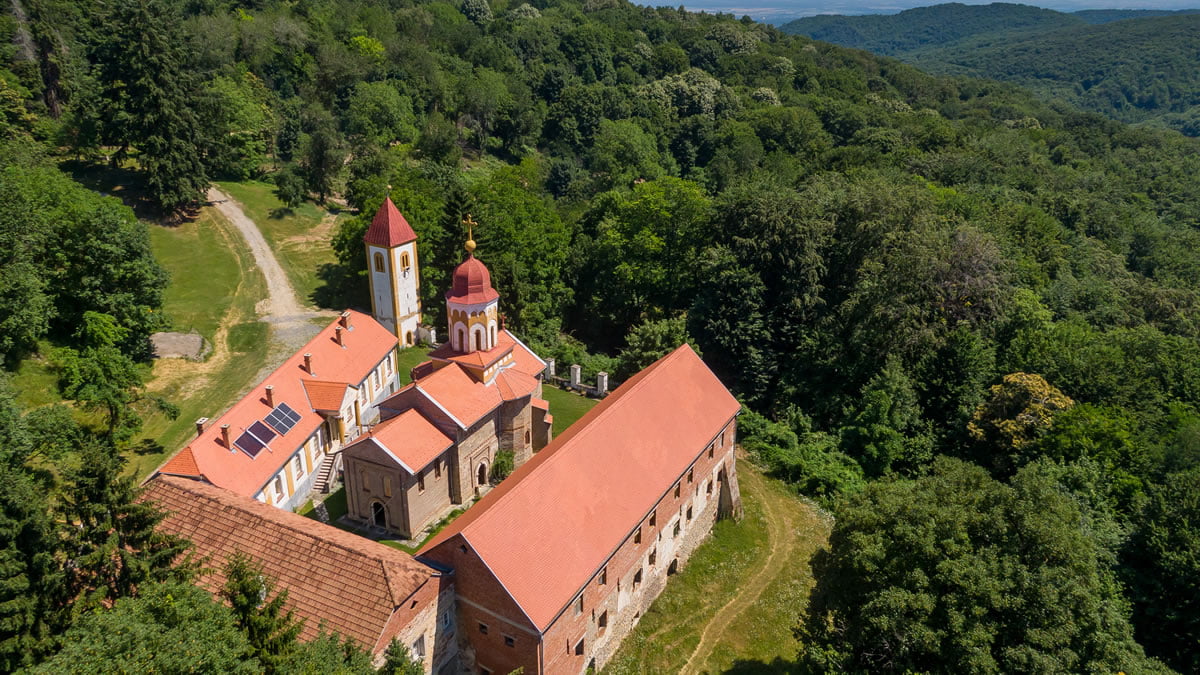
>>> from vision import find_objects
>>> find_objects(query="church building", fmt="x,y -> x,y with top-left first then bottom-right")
341,228 -> 552,539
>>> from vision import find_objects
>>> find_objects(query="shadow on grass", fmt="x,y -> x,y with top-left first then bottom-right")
311,261 -> 369,311
724,657 -> 806,674
130,437 -> 166,456
269,206 -> 294,219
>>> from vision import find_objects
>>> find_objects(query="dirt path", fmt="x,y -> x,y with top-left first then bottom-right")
680,465 -> 806,673
206,187 -> 333,351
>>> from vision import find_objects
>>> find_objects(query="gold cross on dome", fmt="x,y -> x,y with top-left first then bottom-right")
462,213 -> 477,241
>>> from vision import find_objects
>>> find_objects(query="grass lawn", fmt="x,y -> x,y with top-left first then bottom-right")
216,180 -> 342,308
542,385 -> 598,436
149,208 -> 244,342
11,350 -> 61,409
396,344 -> 434,385
130,209 -> 271,479
603,460 -> 831,674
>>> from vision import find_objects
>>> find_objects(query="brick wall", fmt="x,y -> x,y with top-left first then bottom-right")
452,418 -> 499,502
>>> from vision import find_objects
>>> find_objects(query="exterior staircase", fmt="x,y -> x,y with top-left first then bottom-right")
313,452 -> 341,494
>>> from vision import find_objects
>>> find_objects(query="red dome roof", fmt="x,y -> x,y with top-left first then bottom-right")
446,255 -> 499,304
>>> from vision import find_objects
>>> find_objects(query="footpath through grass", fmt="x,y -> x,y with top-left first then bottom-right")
216,181 -> 341,308
604,459 -> 831,674
131,209 -> 271,478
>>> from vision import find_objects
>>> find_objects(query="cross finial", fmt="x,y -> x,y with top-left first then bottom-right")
463,214 -> 478,253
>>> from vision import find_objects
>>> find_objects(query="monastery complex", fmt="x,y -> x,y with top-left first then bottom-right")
146,197 -> 743,673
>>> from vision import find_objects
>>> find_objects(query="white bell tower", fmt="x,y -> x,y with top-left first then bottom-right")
363,195 -> 421,346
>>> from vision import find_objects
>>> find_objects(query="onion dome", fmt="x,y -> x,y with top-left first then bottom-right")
446,253 -> 499,304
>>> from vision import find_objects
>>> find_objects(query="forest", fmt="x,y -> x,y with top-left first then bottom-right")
2,0 -> 1200,671
782,4 -> 1200,137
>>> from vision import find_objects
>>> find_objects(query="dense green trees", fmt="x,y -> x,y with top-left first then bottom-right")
799,458 -> 1166,673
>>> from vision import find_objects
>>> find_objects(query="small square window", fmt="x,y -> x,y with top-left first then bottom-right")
634,527 -> 642,544
478,622 -> 488,635
599,567 -> 607,585
504,635 -> 515,648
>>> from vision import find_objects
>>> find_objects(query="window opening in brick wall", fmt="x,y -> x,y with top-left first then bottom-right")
649,548 -> 657,566
574,638 -> 585,656
417,471 -> 425,493
434,458 -> 442,478
634,568 -> 643,586
674,483 -> 681,498
361,469 -> 370,492
599,567 -> 607,585
706,480 -> 712,495
478,622 -> 488,635
575,594 -> 584,615
504,635 -> 515,648
413,634 -> 425,659
384,476 -> 392,497
634,527 -> 641,544
709,444 -> 714,458
688,468 -> 694,483
649,510 -> 657,527
598,611 -> 608,632
687,506 -> 693,521
673,520 -> 681,537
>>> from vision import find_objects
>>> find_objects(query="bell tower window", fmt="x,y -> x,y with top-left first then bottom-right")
400,251 -> 411,273
373,252 -> 385,273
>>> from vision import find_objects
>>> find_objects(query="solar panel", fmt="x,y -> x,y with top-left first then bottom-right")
248,420 -> 277,444
234,431 -> 265,457
264,402 -> 302,435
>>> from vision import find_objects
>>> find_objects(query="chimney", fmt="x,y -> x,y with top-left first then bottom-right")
335,326 -> 344,346
304,352 -> 313,374
339,311 -> 351,329
195,417 -> 209,437
265,385 -> 274,407
220,424 -> 231,449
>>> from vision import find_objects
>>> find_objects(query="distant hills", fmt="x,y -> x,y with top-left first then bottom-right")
781,4 -> 1200,135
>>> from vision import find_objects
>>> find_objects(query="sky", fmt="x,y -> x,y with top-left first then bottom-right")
663,0 -> 1200,23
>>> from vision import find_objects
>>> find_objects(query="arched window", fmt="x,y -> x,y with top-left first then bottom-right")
473,329 -> 482,352
477,462 -> 488,486
405,331 -> 414,346
373,252 -> 385,272
490,326 -> 496,347
400,252 -> 411,273
371,501 -> 386,527
273,476 -> 284,500
457,327 -> 465,351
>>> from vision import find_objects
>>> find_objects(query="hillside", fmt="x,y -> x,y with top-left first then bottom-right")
910,14 -> 1200,134
2,0 -> 1200,671
779,2 -> 1081,55
781,3 -> 1200,136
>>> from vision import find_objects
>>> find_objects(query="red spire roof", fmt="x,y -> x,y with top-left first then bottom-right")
445,254 -> 499,304
363,197 -> 417,248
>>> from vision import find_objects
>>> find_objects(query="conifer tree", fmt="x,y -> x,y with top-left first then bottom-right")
221,553 -> 304,673
90,0 -> 208,211
60,441 -> 192,610
379,637 -> 423,675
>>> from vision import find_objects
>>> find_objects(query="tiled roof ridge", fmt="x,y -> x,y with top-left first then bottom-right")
420,345 -> 692,551
154,476 -> 426,575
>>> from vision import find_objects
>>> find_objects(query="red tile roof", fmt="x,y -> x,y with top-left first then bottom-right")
420,346 -> 739,631
143,476 -> 438,653
363,197 -> 417,248
158,446 -> 201,478
150,311 -> 397,498
302,379 -> 351,412
445,255 -> 499,304
413,364 -> 502,428
427,329 -> 546,374
348,409 -> 453,474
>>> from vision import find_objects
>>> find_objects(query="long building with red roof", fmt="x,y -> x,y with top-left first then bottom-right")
419,344 -> 742,673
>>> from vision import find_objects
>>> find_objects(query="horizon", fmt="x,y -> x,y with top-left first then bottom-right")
657,0 -> 1200,24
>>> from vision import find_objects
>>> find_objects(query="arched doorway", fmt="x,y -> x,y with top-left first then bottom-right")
405,331 -> 414,346
477,462 -> 488,486
371,501 -> 386,528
